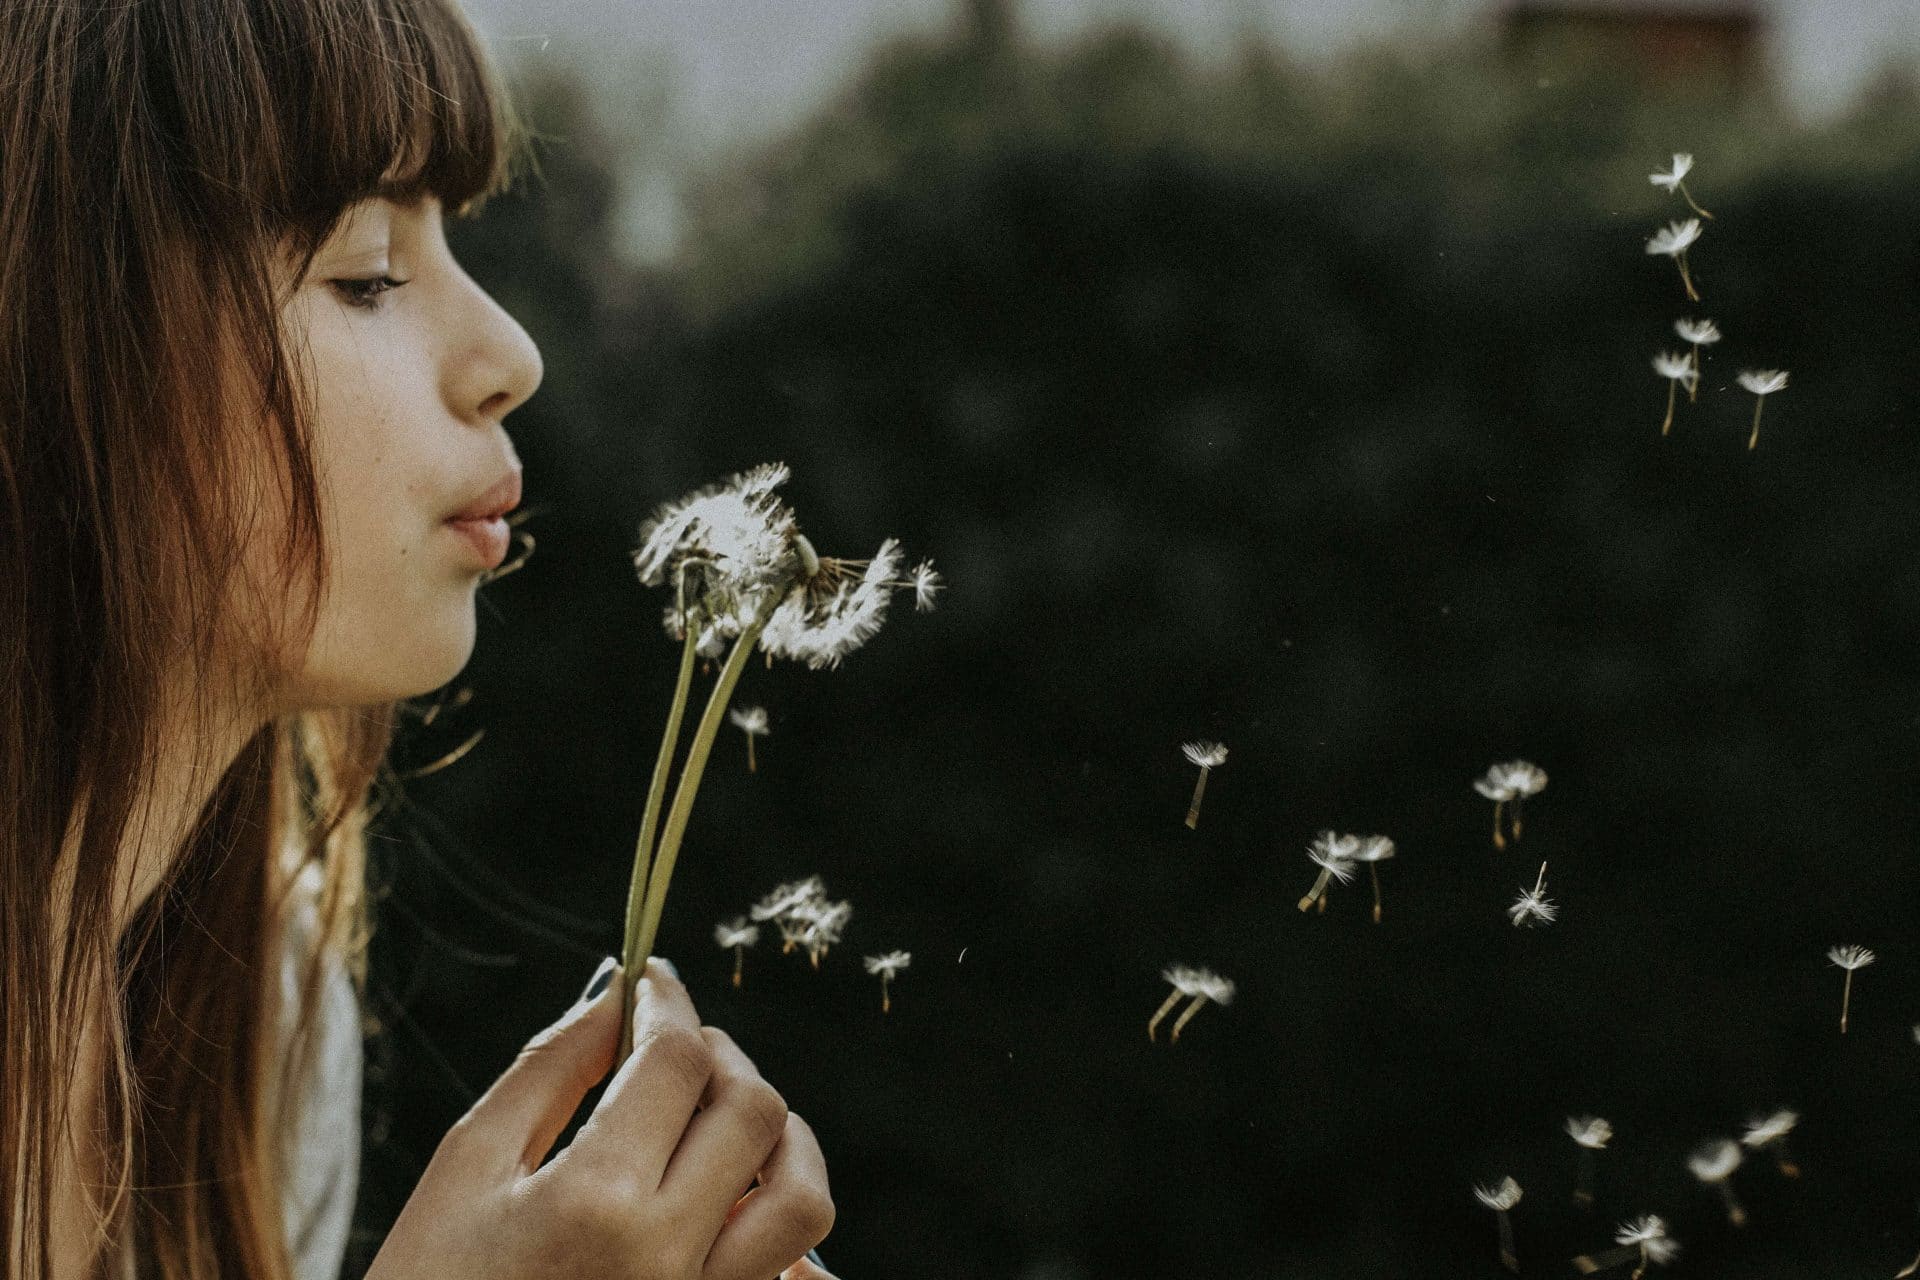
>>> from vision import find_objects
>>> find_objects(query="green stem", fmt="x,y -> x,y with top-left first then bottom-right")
624,604 -> 778,1049
618,623 -> 700,1058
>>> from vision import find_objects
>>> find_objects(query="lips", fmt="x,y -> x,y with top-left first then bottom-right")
446,468 -> 522,523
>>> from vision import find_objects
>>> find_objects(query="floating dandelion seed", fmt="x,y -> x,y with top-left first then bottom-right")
1652,351 -> 1699,436
1474,1178 -> 1524,1274
1297,830 -> 1360,914
1674,318 -> 1721,401
1474,760 -> 1547,848
1736,368 -> 1789,451
910,558 -> 944,612
714,916 -> 761,988
1741,1108 -> 1801,1178
1509,861 -> 1558,927
1574,1214 -> 1679,1277
1180,740 -> 1228,829
1566,1115 -> 1614,1207
1649,152 -> 1714,220
1828,944 -> 1875,1033
619,463 -> 936,1058
727,704 -> 771,772
1147,965 -> 1236,1043
1687,1139 -> 1747,1226
1351,835 -> 1396,923
793,896 -> 853,969
863,950 -> 912,1012
1645,218 -> 1704,302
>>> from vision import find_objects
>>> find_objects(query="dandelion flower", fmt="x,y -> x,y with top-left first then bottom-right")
1652,351 -> 1698,436
1297,830 -> 1360,914
1148,964 -> 1236,1043
1566,1115 -> 1613,1207
1473,1177 -> 1524,1273
1740,1108 -> 1800,1178
727,704 -> 771,773
1674,318 -> 1721,401
863,949 -> 912,1012
1509,861 -> 1558,928
1736,368 -> 1789,451
1574,1213 -> 1679,1276
1828,943 -> 1874,1033
1180,740 -> 1228,829
1649,152 -> 1714,220
1687,1138 -> 1746,1226
714,916 -> 760,988
1351,835 -> 1397,923
1645,218 -> 1704,302
1475,759 -> 1547,848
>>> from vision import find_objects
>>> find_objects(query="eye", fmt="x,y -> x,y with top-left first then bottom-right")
330,274 -> 409,310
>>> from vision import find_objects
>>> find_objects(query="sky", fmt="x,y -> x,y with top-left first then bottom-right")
459,0 -> 1920,262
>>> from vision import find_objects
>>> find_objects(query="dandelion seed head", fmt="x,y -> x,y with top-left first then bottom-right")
1508,885 -> 1558,928
1352,835 -> 1396,863
750,875 -> 827,922
1500,760 -> 1548,796
863,950 -> 912,977
1614,1215 -> 1670,1248
1646,218 -> 1703,257
1307,830 -> 1362,882
758,540 -> 904,670
1195,972 -> 1236,1004
1473,1177 -> 1523,1211
1653,351 -> 1697,384
714,917 -> 761,949
1737,368 -> 1789,396
1675,317 -> 1721,345
1687,1139 -> 1742,1183
1741,1109 -> 1798,1147
1566,1115 -> 1613,1149
1828,943 -> 1874,970
1473,775 -> 1515,802
1164,965 -> 1232,1001
632,463 -> 799,623
1650,152 -> 1695,190
728,705 -> 771,736
1182,740 -> 1229,768
910,559 -> 944,612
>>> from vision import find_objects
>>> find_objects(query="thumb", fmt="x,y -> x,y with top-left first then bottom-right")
464,956 -> 623,1176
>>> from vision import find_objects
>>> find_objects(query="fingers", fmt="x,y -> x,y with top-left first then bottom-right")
571,957 -> 713,1188
459,957 -> 624,1178
703,1112 -> 835,1280
663,1028 -> 790,1240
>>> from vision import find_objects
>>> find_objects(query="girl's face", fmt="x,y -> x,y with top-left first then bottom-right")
270,191 -> 543,711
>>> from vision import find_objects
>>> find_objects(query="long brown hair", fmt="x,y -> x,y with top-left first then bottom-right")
0,0 -> 535,1276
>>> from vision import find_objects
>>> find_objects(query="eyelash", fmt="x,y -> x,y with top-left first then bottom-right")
331,274 -> 409,310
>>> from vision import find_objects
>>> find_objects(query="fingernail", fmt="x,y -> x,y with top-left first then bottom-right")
579,956 -> 617,1003
654,956 -> 680,982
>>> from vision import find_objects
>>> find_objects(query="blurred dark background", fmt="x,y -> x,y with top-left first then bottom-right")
343,2 -> 1920,1276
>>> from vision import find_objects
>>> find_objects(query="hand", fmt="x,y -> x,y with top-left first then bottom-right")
366,957 -> 835,1280
780,1254 -> 843,1280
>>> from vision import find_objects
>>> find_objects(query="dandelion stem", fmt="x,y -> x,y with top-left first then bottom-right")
1186,767 -> 1210,829
1492,799 -> 1506,850
1841,967 -> 1854,1034
732,944 -> 745,988
1680,181 -> 1714,220
1147,988 -> 1183,1041
1298,866 -> 1336,913
1511,796 -> 1526,842
1749,397 -> 1765,451
1661,377 -> 1677,436
626,598 -> 781,1057
1677,252 -> 1700,303
1717,1183 -> 1746,1227
1497,1211 -> 1517,1274
746,732 -> 757,774
1169,994 -> 1208,1043
1687,347 -> 1701,402
619,622 -> 700,1056
1574,1148 -> 1595,1207
1370,862 -> 1383,924
881,974 -> 892,1013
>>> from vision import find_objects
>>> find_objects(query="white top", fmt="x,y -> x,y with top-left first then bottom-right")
118,859 -> 362,1280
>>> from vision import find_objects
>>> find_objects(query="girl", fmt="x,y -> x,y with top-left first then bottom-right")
0,1 -> 838,1277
